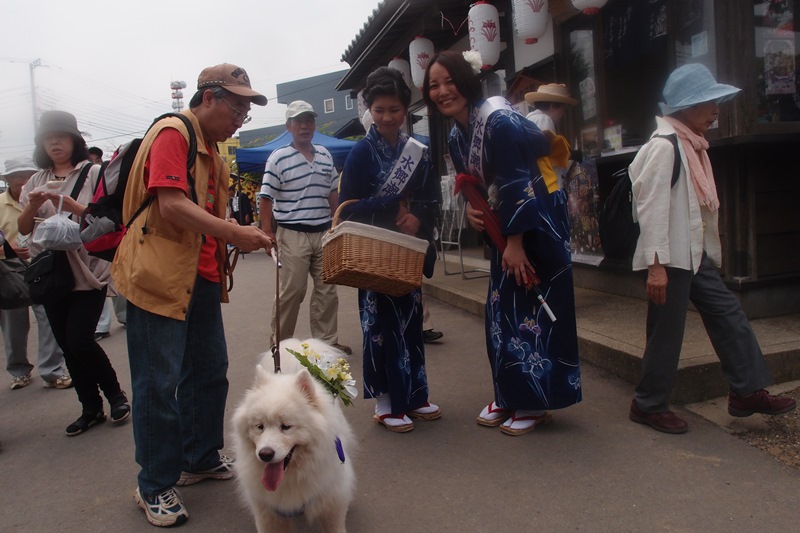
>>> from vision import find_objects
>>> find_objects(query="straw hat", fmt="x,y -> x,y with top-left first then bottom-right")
659,63 -> 741,115
524,84 -> 578,106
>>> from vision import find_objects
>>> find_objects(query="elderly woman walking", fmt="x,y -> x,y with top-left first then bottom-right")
628,64 -> 796,434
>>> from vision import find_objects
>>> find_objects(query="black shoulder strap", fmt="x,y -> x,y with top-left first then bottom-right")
653,134 -> 681,189
70,162 -> 94,200
125,113 -> 200,229
3,240 -> 18,259
148,112 -> 198,203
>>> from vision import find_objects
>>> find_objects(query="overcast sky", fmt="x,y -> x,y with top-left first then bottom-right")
0,0 -> 380,169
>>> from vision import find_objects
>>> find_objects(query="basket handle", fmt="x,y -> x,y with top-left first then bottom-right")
331,199 -> 360,229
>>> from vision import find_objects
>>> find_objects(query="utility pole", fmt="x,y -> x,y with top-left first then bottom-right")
30,58 -> 42,133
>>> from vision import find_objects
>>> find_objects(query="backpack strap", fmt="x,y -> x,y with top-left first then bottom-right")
70,162 -> 94,200
653,134 -> 681,189
126,113 -> 199,229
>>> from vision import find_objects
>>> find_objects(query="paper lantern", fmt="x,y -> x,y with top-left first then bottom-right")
571,0 -> 607,15
388,57 -> 413,90
468,1 -> 501,69
512,0 -> 549,45
409,36 -> 434,88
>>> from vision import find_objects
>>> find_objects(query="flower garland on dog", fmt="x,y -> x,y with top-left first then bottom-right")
287,343 -> 358,407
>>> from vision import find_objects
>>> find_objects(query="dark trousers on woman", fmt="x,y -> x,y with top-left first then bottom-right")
44,286 -> 124,414
634,254 -> 773,412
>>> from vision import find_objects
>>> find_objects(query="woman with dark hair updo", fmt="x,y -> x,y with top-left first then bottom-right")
18,110 -> 130,437
423,51 -> 581,436
339,66 -> 441,433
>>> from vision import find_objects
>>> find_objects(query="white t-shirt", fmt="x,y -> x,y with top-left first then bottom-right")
526,109 -> 556,132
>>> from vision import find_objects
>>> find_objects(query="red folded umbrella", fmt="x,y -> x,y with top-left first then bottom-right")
454,173 -> 540,288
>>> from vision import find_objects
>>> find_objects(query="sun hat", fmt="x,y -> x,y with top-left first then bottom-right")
524,84 -> 578,106
36,110 -> 82,142
197,63 -> 268,106
286,101 -> 317,120
2,156 -> 38,178
659,63 -> 741,116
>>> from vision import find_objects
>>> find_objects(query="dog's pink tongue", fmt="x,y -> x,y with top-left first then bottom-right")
261,462 -> 284,492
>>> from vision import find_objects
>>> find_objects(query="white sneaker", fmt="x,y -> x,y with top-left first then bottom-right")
10,375 -> 31,390
177,455 -> 235,486
135,487 -> 188,527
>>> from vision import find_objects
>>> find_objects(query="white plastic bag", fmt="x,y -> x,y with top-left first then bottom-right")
33,195 -> 82,251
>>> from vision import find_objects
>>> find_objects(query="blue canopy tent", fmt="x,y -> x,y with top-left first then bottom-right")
236,130 -> 357,173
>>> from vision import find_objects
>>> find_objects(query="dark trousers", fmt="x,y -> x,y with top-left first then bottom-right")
44,286 -> 124,414
635,254 -> 773,412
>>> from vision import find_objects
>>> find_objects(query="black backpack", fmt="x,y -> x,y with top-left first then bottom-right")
80,113 -> 197,261
599,134 -> 680,261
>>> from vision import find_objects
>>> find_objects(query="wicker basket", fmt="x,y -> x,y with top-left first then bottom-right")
322,199 -> 429,297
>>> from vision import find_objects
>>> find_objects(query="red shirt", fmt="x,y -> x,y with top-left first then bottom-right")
145,128 -> 219,282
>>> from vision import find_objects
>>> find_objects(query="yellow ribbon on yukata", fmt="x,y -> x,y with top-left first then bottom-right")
536,131 -> 571,194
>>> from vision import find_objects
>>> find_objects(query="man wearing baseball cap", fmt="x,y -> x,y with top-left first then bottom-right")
0,157 -> 71,391
112,63 -> 272,527
258,101 -> 351,355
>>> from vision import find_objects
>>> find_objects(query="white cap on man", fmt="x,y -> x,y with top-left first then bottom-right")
285,101 -> 317,120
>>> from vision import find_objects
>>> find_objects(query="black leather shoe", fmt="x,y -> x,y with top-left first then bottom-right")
629,399 -> 688,434
423,330 -> 444,343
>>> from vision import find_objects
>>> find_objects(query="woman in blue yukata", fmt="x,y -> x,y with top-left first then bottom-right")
339,67 -> 441,433
423,51 -> 581,436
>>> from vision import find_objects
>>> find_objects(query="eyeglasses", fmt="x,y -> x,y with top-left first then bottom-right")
219,97 -> 252,124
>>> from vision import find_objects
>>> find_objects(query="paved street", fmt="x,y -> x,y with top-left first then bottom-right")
1,249 -> 798,532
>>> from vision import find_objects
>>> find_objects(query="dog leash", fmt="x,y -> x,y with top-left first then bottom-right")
270,246 -> 282,374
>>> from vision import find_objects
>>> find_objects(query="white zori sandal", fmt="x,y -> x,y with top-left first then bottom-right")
499,410 -> 552,436
476,402 -> 512,427
408,402 -> 441,420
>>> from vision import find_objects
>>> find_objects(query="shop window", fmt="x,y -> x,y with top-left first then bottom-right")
754,0 -> 800,122
674,0 -> 717,72
324,98 -> 334,113
601,0 -> 670,149
569,28 -> 599,156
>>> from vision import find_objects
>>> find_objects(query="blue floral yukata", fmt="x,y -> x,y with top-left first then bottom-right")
339,125 -> 439,414
449,101 -> 582,411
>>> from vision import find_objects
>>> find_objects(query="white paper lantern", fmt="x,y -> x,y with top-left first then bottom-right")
468,1 -> 501,69
512,0 -> 549,45
388,58 -> 413,90
409,36 -> 434,88
571,0 -> 607,15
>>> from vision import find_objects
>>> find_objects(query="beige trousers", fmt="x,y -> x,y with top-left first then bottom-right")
271,227 -> 339,344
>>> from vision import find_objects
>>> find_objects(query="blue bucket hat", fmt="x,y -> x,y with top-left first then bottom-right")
659,63 -> 741,116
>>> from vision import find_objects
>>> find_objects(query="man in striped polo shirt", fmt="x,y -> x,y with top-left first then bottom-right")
258,101 -> 351,354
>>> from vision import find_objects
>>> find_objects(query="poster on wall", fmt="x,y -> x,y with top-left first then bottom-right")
764,39 -> 796,95
564,159 -> 603,265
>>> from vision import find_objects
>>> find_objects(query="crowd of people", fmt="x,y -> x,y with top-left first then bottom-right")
0,56 -> 796,528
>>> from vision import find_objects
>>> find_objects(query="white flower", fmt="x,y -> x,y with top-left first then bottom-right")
462,50 -> 483,74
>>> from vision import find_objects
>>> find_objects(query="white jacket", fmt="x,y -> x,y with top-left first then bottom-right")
630,116 -> 721,273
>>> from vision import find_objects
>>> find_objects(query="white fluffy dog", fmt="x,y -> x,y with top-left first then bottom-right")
232,339 -> 356,533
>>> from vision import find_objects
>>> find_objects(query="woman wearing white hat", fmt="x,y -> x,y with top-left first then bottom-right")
628,63 -> 796,434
